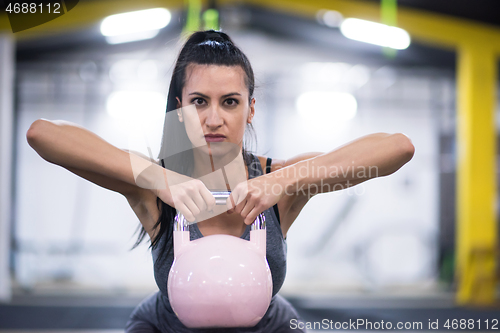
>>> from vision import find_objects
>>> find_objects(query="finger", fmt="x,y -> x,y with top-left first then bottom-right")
227,191 -> 239,213
199,186 -> 216,211
191,190 -> 207,213
232,185 -> 249,214
245,206 -> 261,225
229,182 -> 247,206
182,197 -> 201,220
234,196 -> 247,214
177,203 -> 195,223
240,199 -> 255,220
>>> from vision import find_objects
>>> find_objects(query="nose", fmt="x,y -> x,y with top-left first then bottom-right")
205,104 -> 223,128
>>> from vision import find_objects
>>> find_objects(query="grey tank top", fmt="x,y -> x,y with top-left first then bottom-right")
152,152 -> 287,298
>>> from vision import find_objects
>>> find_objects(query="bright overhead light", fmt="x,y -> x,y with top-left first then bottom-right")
296,91 -> 357,122
105,30 -> 160,45
340,18 -> 410,50
100,8 -> 170,43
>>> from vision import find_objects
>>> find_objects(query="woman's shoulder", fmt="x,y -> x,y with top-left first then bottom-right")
255,155 -> 286,174
255,153 -> 325,174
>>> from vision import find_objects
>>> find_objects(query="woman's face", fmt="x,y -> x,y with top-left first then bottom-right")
176,64 -> 255,158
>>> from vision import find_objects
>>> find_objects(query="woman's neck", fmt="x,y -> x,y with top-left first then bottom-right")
191,147 -> 249,191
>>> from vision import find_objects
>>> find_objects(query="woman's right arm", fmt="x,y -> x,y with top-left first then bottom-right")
26,119 -> 155,203
26,118 -> 216,225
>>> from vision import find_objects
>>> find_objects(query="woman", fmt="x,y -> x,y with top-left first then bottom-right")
26,30 -> 415,332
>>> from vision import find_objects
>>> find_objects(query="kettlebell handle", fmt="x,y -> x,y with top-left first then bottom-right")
174,190 -> 266,231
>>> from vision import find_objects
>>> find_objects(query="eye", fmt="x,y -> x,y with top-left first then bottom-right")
225,98 -> 239,106
191,97 -> 205,106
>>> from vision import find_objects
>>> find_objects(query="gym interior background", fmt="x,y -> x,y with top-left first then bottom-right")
0,0 -> 499,331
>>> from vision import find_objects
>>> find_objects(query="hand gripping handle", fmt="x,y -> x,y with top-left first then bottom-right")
174,190 -> 266,231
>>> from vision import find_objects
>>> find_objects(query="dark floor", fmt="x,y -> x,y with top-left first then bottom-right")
0,293 -> 499,331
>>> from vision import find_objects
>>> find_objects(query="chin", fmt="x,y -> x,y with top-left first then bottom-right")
195,142 -> 241,163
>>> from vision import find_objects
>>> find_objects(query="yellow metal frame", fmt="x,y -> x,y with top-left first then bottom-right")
1,0 -> 498,305
234,0 -> 500,306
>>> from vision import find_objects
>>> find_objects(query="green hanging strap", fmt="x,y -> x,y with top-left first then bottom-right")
203,8 -> 220,30
381,0 -> 398,58
183,0 -> 202,35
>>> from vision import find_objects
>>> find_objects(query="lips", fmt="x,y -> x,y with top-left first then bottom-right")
204,134 -> 226,142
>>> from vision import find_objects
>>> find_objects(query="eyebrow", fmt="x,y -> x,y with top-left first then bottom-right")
188,92 -> 242,99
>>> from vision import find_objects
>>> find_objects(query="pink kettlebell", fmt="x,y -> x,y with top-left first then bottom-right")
167,191 -> 273,328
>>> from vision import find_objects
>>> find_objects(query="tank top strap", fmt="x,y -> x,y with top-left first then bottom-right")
250,153 -> 282,225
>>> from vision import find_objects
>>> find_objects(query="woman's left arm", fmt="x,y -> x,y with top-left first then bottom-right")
282,132 -> 415,195
229,132 -> 415,225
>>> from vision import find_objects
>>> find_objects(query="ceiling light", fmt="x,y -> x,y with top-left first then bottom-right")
100,8 -> 170,44
340,18 -> 410,50
105,30 -> 160,45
